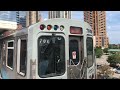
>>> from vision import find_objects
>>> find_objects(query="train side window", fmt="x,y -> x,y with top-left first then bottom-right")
17,39 -> 27,76
6,40 -> 14,70
86,37 -> 93,68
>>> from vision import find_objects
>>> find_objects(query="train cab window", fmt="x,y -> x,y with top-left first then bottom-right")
38,36 -> 65,78
86,37 -> 93,68
69,40 -> 79,65
6,40 -> 14,70
17,39 -> 27,76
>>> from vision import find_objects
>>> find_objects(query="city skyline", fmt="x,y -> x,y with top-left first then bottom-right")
0,11 -> 120,44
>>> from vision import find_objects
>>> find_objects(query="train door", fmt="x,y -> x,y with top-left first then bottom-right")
37,33 -> 67,79
69,36 -> 87,79
16,35 -> 27,79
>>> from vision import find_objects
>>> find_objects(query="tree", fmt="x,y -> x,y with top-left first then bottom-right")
103,48 -> 108,54
107,54 -> 120,67
108,45 -> 112,49
95,47 -> 103,58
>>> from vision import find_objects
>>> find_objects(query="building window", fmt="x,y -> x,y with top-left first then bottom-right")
17,39 -> 27,76
6,40 -> 14,70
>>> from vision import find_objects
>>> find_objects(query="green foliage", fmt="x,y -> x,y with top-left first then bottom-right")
103,48 -> 108,54
95,47 -> 103,58
107,54 -> 120,65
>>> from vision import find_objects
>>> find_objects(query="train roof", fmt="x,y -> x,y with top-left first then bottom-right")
0,28 -> 28,39
15,28 -> 28,36
39,18 -> 85,24
33,18 -> 91,30
84,21 -> 92,29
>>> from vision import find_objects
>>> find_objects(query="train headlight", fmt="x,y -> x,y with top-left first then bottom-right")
89,75 -> 92,79
60,25 -> 64,31
47,25 -> 52,30
54,25 -> 59,30
92,74 -> 94,79
40,24 -> 45,30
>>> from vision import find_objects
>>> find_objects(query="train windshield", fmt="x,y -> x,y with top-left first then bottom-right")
38,36 -> 65,78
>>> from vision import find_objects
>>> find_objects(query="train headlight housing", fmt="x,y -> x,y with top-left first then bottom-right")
40,24 -> 45,30
47,25 -> 52,30
92,74 -> 94,79
54,25 -> 59,30
60,25 -> 64,31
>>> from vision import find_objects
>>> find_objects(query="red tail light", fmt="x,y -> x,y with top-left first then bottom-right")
47,25 -> 52,30
40,24 -> 45,30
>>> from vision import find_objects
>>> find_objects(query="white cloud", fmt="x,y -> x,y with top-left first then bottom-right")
44,18 -> 48,21
0,11 -> 16,21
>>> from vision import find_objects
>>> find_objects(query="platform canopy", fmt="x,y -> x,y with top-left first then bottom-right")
0,20 -> 17,33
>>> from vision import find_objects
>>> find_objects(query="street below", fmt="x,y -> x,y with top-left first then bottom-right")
96,54 -> 120,79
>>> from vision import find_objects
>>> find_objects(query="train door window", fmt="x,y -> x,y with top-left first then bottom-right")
38,36 -> 65,78
6,40 -> 14,70
69,36 -> 81,65
86,37 -> 93,68
17,39 -> 27,76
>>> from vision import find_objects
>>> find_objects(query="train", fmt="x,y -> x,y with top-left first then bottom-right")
0,18 -> 96,79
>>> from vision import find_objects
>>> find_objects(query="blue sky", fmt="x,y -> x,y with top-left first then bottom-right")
0,11 -> 120,44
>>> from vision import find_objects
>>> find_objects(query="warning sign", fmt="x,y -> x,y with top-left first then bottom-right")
72,51 -> 76,59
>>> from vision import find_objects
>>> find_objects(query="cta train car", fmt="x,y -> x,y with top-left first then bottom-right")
0,18 -> 96,79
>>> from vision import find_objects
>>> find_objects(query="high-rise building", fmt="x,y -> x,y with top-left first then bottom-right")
19,16 -> 26,28
84,11 -> 109,48
26,11 -> 40,27
16,11 -> 20,24
48,11 -> 71,19
16,11 -> 26,28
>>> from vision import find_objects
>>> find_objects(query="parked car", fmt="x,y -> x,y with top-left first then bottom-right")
110,68 -> 116,72
115,67 -> 120,74
108,77 -> 119,79
97,64 -> 102,69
